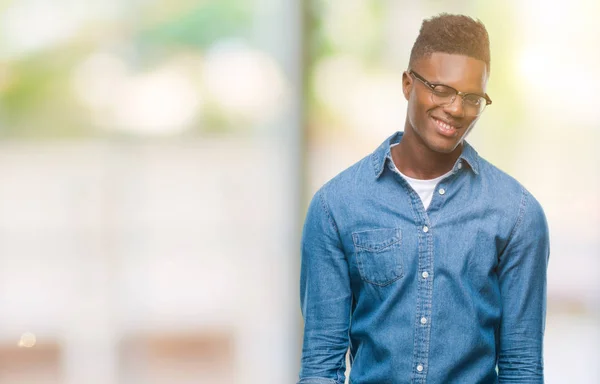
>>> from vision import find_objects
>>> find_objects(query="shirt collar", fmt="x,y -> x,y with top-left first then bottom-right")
371,131 -> 480,179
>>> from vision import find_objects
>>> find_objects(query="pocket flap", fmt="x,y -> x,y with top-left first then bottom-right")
352,228 -> 401,252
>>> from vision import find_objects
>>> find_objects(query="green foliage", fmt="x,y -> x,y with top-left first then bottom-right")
0,0 -> 254,139
0,46 -> 94,138
136,0 -> 252,50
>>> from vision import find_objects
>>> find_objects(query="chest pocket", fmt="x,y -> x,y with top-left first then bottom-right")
352,228 -> 403,286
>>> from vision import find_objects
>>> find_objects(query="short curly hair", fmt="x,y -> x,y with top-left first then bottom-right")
409,14 -> 490,72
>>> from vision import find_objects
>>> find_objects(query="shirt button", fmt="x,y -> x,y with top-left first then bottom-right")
417,364 -> 424,372
420,317 -> 427,325
458,162 -> 463,169
422,226 -> 429,233
438,188 -> 445,195
422,271 -> 429,279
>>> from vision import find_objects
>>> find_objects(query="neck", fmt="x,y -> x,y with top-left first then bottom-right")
392,128 -> 462,179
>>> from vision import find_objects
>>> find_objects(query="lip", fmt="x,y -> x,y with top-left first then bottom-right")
431,116 -> 460,138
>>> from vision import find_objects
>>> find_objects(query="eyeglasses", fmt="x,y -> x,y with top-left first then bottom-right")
409,70 -> 492,116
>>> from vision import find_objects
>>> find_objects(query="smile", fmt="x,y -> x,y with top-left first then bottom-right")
432,117 -> 459,137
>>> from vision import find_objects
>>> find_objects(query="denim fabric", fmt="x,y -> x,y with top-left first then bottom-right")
298,132 -> 549,384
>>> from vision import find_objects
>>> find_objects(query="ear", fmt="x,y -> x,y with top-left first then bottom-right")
402,71 -> 412,101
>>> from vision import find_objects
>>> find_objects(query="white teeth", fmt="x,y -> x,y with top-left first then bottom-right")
435,118 -> 454,131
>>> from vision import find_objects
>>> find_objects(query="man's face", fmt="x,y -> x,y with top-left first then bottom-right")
403,52 -> 489,154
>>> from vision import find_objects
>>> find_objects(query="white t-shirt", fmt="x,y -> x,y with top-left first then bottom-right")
395,168 -> 452,210
390,144 -> 453,210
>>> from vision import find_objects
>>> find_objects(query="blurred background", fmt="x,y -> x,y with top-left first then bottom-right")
0,0 -> 598,383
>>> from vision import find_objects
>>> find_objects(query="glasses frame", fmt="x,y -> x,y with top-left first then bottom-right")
408,69 -> 492,116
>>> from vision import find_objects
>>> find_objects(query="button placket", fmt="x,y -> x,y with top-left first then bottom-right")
413,199 -> 432,382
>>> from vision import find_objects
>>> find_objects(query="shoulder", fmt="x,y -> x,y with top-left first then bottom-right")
478,157 -> 524,195
314,153 -> 374,205
477,157 -> 547,228
303,154 -> 373,235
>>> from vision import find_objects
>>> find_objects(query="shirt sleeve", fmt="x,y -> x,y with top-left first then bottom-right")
497,189 -> 550,383
298,189 -> 352,384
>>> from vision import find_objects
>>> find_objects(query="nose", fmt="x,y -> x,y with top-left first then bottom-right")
442,96 -> 465,118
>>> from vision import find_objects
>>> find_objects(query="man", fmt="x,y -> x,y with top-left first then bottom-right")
298,14 -> 549,384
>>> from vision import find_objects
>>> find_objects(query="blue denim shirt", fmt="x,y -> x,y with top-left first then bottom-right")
299,132 -> 549,384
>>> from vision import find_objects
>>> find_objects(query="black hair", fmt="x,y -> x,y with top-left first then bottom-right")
409,13 -> 490,72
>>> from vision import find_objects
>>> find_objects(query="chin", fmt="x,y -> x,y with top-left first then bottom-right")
424,136 -> 462,154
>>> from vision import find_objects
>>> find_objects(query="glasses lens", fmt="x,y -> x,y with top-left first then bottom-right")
431,85 -> 456,106
431,86 -> 487,116
463,94 -> 487,116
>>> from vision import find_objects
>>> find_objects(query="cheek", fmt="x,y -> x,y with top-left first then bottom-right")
407,98 -> 421,128
408,92 -> 433,124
